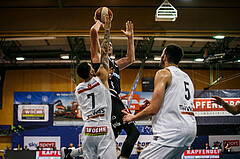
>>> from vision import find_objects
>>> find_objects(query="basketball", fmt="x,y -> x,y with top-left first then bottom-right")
94,7 -> 113,23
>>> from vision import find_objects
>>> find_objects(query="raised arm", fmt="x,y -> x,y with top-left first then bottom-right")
96,14 -> 111,88
90,20 -> 102,63
115,21 -> 135,70
211,96 -> 240,115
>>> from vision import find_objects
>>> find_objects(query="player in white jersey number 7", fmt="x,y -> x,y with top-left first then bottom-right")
61,14 -> 117,159
122,44 -> 197,159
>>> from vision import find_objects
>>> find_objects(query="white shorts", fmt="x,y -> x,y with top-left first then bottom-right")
139,140 -> 188,159
81,125 -> 117,159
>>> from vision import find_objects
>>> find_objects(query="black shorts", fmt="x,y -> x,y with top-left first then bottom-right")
111,95 -> 130,137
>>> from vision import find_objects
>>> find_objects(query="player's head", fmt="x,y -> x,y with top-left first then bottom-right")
76,62 -> 95,80
159,44 -> 184,68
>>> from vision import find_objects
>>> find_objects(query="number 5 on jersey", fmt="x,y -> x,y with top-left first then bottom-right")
184,81 -> 191,100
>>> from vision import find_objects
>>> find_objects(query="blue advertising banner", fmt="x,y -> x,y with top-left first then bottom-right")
13,92 -> 54,127
14,92 -> 54,105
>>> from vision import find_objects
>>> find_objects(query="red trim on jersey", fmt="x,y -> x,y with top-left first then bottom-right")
181,111 -> 195,116
78,82 -> 100,94
87,114 -> 105,120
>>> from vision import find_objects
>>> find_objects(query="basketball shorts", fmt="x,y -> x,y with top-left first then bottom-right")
81,125 -> 117,159
139,140 -> 188,159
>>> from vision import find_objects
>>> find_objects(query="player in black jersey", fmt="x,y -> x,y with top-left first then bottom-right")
90,18 -> 140,158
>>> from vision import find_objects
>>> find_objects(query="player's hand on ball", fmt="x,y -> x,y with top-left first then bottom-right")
122,110 -> 134,124
121,21 -> 134,38
102,14 -> 111,30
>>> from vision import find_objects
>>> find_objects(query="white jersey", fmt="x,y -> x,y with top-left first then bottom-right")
75,76 -> 116,159
152,66 -> 197,147
75,76 -> 112,125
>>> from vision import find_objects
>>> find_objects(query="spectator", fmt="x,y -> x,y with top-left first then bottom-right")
224,142 -> 232,154
136,143 -> 143,157
212,141 -> 222,150
116,144 -> 121,158
53,146 -> 57,151
69,143 -> 75,149
36,146 -> 40,150
24,145 -> 29,150
204,142 -> 210,149
17,144 -> 22,150
3,146 -> 11,157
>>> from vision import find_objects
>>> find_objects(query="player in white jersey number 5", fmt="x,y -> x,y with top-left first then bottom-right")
122,44 -> 197,159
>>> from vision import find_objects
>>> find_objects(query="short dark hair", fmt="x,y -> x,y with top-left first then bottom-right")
164,44 -> 184,65
76,62 -> 91,80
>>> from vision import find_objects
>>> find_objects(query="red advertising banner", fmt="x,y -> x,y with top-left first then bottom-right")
193,98 -> 240,116
184,149 -> 220,156
39,151 -> 61,156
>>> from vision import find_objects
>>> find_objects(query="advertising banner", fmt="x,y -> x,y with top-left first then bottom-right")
194,98 -> 240,116
54,92 -> 82,122
36,151 -> 61,159
18,105 -> 49,122
14,92 -> 54,105
116,135 -> 153,155
209,135 -> 240,152
24,136 -> 61,150
183,149 -> 220,158
14,92 -> 54,126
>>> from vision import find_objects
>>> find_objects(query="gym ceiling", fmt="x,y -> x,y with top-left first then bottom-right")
0,0 -> 240,69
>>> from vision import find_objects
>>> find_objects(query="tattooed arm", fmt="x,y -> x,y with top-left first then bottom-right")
96,14 -> 111,89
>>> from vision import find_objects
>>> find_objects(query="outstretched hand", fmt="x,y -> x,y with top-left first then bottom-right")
121,21 -> 134,38
122,110 -> 134,124
211,95 -> 224,105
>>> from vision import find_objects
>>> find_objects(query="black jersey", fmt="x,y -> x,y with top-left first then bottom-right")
108,57 -> 121,98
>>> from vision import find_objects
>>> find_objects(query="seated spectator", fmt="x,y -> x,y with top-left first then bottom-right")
69,143 -> 75,149
16,144 -> 22,150
24,145 -> 29,150
36,146 -> 40,150
212,141 -> 222,150
116,144 -> 121,157
205,142 -> 210,149
224,142 -> 232,154
53,146 -> 57,151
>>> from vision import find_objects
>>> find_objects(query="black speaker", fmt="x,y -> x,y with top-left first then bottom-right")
142,77 -> 154,92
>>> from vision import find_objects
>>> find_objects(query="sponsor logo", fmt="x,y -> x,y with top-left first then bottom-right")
22,109 -> 44,115
184,149 -> 220,156
85,126 -> 107,136
39,151 -> 61,156
39,142 -> 55,148
194,98 -> 240,111
223,140 -> 239,147
87,108 -> 105,119
29,142 -> 38,148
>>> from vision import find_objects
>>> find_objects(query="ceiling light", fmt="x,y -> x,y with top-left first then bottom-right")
155,0 -> 177,21
236,60 -> 240,63
194,58 -> 204,62
60,54 -> 69,59
213,35 -> 225,39
16,57 -> 25,61
154,55 -> 161,61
